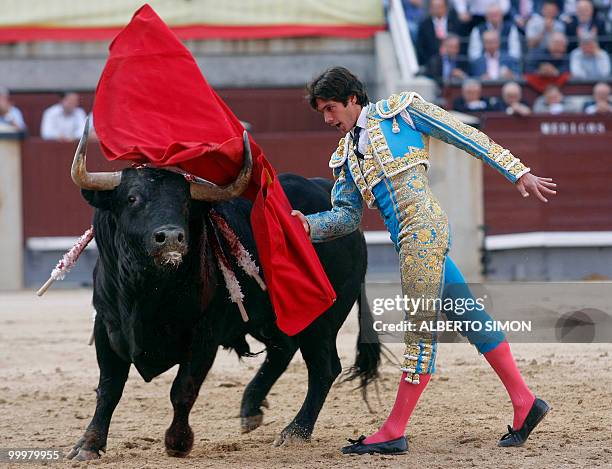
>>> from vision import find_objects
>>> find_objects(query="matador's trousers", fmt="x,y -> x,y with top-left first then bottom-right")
372,165 -> 504,384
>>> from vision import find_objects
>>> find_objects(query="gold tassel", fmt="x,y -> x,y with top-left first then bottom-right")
392,116 -> 400,133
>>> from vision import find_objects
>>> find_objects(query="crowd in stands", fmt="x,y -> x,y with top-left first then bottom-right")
452,78 -> 611,113
0,90 -> 88,139
1,0 -> 611,130
390,0 -> 612,114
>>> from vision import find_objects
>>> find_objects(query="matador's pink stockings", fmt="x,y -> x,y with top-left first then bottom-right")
484,340 -> 535,429
363,373 -> 430,444
363,341 -> 534,444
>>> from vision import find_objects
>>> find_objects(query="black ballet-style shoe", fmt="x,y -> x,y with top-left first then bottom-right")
498,397 -> 550,447
341,435 -> 408,455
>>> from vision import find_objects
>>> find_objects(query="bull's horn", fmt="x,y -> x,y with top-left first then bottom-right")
189,130 -> 253,201
71,117 -> 122,191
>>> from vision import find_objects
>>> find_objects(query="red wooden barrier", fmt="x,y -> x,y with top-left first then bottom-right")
20,115 -> 612,239
482,114 -> 612,234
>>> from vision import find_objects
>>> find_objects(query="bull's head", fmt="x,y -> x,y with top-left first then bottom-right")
71,119 -> 252,269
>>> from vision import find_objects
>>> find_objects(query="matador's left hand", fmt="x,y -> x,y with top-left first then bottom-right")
515,173 -> 557,203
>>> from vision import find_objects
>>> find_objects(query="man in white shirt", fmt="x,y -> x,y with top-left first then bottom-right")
569,33 -> 611,80
452,0 -> 511,22
526,0 -> 566,50
468,4 -> 522,61
40,92 -> 87,141
0,86 -> 27,132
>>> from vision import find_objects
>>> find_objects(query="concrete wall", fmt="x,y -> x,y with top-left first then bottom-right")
0,133 -> 24,290
428,138 -> 485,282
486,247 -> 612,281
373,31 -> 437,102
0,38 -> 376,91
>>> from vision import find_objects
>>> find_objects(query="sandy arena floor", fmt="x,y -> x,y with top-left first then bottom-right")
0,289 -> 610,469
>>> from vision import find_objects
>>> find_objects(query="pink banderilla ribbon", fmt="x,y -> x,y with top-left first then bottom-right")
36,226 -> 95,296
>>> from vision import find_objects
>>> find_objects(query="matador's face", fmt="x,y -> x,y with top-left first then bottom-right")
316,96 -> 362,134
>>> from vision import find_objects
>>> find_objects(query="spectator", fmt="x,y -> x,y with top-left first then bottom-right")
386,0 -> 428,43
569,32 -> 611,78
452,0 -> 511,26
533,84 -> 568,113
468,4 -> 522,61
40,92 -> 87,141
416,0 -> 463,65
453,78 -> 503,112
501,81 -> 533,115
470,30 -> 521,79
426,33 -> 470,83
0,87 -> 27,132
526,0 -> 566,50
525,30 -> 570,75
512,0 -> 535,31
564,0 -> 606,50
559,0 -> 576,18
584,82 -> 612,114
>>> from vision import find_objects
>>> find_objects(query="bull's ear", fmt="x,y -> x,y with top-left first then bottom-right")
81,189 -> 114,210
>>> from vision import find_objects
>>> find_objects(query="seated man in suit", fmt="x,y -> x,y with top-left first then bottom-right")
416,0 -> 462,65
564,0 -> 607,51
470,30 -> 521,80
501,82 -> 532,116
584,82 -> 612,115
533,84 -> 568,114
525,31 -> 570,77
453,78 -> 503,113
425,34 -> 469,84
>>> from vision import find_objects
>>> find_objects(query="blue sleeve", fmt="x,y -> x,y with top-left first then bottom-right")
405,97 -> 530,183
305,163 -> 363,243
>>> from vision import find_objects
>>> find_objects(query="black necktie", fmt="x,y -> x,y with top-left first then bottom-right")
353,126 -> 364,159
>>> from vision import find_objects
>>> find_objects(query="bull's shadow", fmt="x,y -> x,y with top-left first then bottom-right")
66,128 -> 379,460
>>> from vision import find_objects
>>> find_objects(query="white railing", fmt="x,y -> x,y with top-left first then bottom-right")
387,0 -> 420,80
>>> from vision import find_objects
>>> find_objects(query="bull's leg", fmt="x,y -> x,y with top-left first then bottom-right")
68,320 -> 130,461
165,337 -> 218,457
240,339 -> 298,433
274,331 -> 342,446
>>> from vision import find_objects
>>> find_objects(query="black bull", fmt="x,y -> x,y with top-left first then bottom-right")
67,168 -> 381,460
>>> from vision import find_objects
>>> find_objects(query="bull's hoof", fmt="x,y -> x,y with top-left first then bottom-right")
67,436 -> 105,461
67,447 -> 102,461
272,424 -> 311,447
164,424 -> 194,457
241,412 -> 264,433
240,398 -> 269,433
165,448 -> 191,458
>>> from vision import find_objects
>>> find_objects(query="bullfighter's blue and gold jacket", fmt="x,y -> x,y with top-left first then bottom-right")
306,92 -> 530,242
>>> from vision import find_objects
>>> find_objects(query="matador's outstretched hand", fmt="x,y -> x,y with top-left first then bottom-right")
515,173 -> 557,203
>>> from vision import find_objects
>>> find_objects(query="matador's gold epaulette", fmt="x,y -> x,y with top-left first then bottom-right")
328,136 -> 348,168
375,91 -> 424,119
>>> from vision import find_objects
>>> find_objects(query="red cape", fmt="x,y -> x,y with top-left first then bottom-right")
93,4 -> 336,335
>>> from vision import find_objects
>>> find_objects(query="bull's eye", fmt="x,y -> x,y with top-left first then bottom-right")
127,195 -> 137,205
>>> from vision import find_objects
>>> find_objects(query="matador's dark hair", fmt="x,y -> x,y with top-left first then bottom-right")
306,67 -> 369,110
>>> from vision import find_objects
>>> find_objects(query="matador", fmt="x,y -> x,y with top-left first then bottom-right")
291,67 -> 555,455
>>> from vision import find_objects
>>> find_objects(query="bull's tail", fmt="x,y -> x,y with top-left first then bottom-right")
341,288 -> 381,392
